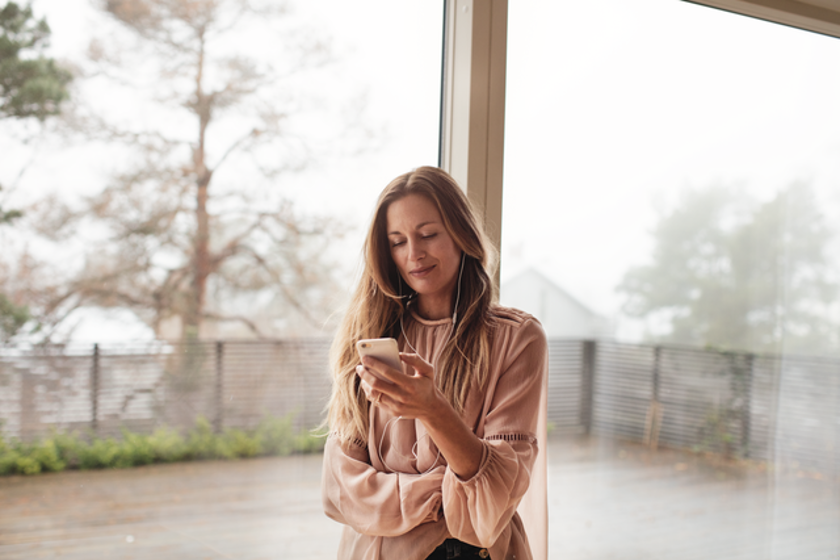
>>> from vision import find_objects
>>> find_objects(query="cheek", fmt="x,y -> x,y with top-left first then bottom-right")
390,247 -> 406,270
440,239 -> 461,265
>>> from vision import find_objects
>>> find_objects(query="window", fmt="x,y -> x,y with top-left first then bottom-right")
0,1 -> 444,556
503,0 -> 840,557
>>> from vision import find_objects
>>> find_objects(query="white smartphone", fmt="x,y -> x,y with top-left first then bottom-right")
356,338 -> 402,383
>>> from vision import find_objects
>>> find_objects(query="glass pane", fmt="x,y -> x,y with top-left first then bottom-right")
0,1 -> 443,557
503,1 -> 840,558
1,0 -> 443,342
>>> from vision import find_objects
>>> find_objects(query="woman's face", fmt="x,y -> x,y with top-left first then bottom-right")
386,193 -> 461,318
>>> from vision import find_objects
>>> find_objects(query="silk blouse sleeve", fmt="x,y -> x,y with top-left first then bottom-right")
441,318 -> 548,548
321,433 -> 446,537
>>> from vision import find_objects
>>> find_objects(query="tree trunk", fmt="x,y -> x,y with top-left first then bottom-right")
187,34 -> 212,339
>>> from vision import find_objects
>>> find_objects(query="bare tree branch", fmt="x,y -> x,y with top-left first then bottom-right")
9,0 -> 366,342
201,310 -> 266,338
211,127 -> 260,172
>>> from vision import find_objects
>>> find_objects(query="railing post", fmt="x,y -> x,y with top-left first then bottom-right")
644,346 -> 664,449
581,340 -> 596,434
214,341 -> 224,433
742,353 -> 754,458
652,345 -> 661,402
91,343 -> 99,434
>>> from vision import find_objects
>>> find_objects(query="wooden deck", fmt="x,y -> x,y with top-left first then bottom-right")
0,435 -> 837,559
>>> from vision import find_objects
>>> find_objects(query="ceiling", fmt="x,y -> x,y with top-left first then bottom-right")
686,0 -> 840,38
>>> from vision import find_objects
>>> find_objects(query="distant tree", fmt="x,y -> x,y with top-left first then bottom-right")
0,189 -> 29,341
0,1 -> 70,223
0,2 -> 71,341
28,0 -> 356,340
0,1 -> 71,120
0,186 -> 21,223
0,292 -> 27,340
618,184 -> 838,355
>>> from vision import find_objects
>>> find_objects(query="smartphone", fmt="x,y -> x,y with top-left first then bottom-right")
356,338 -> 402,383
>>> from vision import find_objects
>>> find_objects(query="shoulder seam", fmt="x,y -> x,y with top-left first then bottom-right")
491,305 -> 538,328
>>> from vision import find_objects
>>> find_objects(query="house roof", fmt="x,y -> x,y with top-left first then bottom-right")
501,267 -> 602,319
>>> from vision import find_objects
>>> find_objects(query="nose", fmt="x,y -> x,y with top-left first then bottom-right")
407,238 -> 424,261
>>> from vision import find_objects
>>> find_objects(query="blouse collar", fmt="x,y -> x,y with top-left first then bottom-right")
408,307 -> 453,327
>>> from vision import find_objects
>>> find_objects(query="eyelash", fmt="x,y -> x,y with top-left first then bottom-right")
391,233 -> 436,248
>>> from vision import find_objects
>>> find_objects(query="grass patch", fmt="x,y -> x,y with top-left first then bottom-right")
0,415 -> 326,476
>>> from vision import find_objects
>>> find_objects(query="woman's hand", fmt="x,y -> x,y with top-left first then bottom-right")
356,353 -> 484,480
356,353 -> 443,422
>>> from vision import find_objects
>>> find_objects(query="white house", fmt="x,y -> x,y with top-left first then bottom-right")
500,268 -> 612,339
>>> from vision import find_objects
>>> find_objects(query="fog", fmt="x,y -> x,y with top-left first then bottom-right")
4,0 -> 840,349
502,0 -> 840,345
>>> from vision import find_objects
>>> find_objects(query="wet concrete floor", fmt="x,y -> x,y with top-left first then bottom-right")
0,436 -> 837,559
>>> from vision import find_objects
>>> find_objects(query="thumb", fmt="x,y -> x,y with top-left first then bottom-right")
399,352 -> 434,379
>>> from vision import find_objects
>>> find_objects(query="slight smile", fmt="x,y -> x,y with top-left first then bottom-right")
410,265 -> 436,278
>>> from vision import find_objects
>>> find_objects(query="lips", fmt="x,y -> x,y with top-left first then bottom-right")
410,265 -> 435,278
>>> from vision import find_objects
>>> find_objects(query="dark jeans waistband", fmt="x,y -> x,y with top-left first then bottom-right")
425,539 -> 490,560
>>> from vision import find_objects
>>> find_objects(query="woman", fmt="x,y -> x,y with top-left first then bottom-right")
322,167 -> 547,560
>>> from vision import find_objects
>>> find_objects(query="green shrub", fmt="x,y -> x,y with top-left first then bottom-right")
0,437 -> 67,475
257,414 -> 295,456
15,455 -> 41,475
0,413 -> 324,476
185,416 -> 219,460
221,428 -> 261,459
147,427 -> 186,462
295,429 -> 327,453
0,449 -> 21,475
117,431 -> 156,468
29,439 -> 66,472
79,438 -> 121,470
52,431 -> 85,469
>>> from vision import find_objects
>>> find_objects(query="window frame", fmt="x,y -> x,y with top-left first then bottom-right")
439,0 -> 508,283
684,0 -> 840,39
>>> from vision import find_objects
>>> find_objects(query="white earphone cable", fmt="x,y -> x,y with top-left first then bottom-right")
377,253 -> 466,474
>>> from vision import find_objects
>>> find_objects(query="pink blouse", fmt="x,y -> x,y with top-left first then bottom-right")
322,306 -> 549,560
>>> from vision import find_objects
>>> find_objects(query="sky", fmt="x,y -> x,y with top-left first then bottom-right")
3,0 -> 444,341
502,0 -> 840,338
3,0 -> 840,342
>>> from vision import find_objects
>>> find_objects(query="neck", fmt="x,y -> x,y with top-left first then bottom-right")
415,293 -> 454,321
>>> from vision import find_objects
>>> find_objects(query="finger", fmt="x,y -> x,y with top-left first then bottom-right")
358,367 -> 399,398
360,356 -> 403,384
399,353 -> 434,378
355,365 -> 371,391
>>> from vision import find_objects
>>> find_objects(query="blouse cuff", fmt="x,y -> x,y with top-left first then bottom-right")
448,433 -> 536,485
441,434 -> 537,547
452,439 -> 491,483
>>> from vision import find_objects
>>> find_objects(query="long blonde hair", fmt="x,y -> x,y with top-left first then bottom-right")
327,166 -> 498,442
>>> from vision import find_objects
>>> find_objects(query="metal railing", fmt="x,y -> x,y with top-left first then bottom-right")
547,339 -> 840,476
0,339 -> 331,441
1,338 -> 838,475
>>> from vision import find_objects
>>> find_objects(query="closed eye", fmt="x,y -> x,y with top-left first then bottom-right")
421,233 -> 437,240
